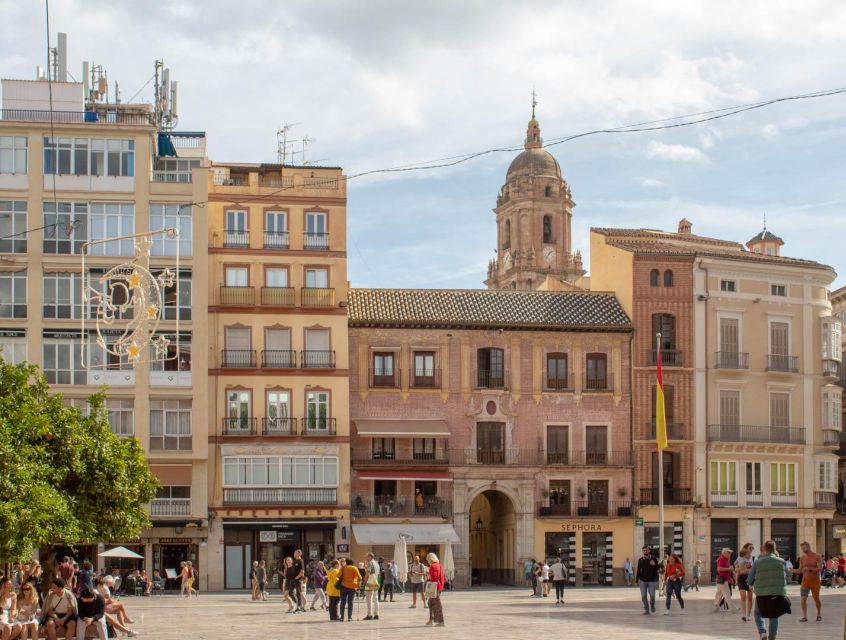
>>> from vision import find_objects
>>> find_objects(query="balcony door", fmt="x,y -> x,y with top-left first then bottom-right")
719,318 -> 739,365
585,425 -> 607,465
372,352 -> 396,386
226,390 -> 250,432
585,353 -> 607,389
546,425 -> 569,464
265,328 -> 292,367
224,266 -> 248,287
305,267 -> 328,289
305,391 -> 329,431
548,480 -> 571,515
304,328 -> 330,367
266,391 -> 290,433
477,347 -> 504,387
476,422 -> 505,464
651,451 -> 678,502
652,314 -> 676,350
373,437 -> 395,460
306,211 -> 327,236
587,480 -> 608,515
225,210 -> 247,232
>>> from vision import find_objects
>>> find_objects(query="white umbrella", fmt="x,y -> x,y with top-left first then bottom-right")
442,542 -> 455,583
99,546 -> 143,559
394,535 -> 409,583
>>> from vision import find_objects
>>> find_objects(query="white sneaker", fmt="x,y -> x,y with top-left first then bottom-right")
663,611 -> 670,616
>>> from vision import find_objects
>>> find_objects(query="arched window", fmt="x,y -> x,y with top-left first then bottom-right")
664,270 -> 673,287
542,215 -> 553,243
650,269 -> 659,286
545,185 -> 552,197
503,219 -> 511,249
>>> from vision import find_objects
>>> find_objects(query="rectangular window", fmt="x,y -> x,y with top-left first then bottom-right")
373,438 -> 396,459
223,457 -> 338,487
770,462 -> 796,496
43,202 -> 88,254
819,461 -> 836,491
822,388 -> 843,430
546,353 -> 569,389
720,280 -> 736,292
106,398 -> 134,436
86,203 -> 135,255
149,333 -> 191,372
372,352 -> 395,376
476,422 -> 505,463
0,201 -> 27,253
304,267 -> 328,288
226,210 -> 247,231
822,318 -> 842,361
769,392 -> 790,427
149,399 -> 192,450
43,272 -> 83,319
0,331 -> 27,364
44,137 -> 133,176
226,390 -> 251,432
304,211 -> 328,249
652,314 -> 676,350
151,203 -> 192,257
42,335 -> 85,384
87,334 -> 133,371
157,270 -> 191,321
266,390 -> 291,429
771,284 -> 787,297
769,321 -> 790,363
0,271 -> 27,318
0,136 -> 27,174
305,391 -> 330,431
413,438 -> 436,460
224,266 -> 248,287
265,211 -> 287,233
412,351 -> 436,387
585,425 -> 608,464
719,390 -> 740,426
746,462 -> 762,496
546,425 -> 569,463
719,318 -> 739,353
710,461 -> 737,494
477,347 -> 505,387
265,267 -> 288,287
303,328 -> 331,367
585,353 -> 607,389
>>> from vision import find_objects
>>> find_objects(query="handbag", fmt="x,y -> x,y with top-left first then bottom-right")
424,581 -> 438,598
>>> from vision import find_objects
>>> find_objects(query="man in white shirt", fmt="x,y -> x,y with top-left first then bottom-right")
408,555 -> 427,608
549,558 -> 569,604
541,561 -> 550,597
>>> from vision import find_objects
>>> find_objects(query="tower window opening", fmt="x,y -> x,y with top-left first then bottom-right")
650,269 -> 659,287
545,185 -> 552,197
542,215 -> 553,244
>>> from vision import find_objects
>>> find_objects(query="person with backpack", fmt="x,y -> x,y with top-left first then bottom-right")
549,556 -> 569,604
636,546 -> 660,615
748,539 -> 791,640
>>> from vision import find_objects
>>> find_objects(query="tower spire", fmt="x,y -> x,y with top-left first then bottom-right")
531,88 -> 537,119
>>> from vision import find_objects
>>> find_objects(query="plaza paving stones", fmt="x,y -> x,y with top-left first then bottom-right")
120,586 -> 845,639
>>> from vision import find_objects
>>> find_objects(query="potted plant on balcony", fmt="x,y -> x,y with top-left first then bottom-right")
576,487 -> 589,516
616,487 -> 632,516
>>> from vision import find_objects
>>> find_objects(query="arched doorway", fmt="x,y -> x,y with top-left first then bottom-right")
468,489 -> 517,585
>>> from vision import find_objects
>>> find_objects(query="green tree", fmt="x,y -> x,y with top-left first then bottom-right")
0,360 -> 159,561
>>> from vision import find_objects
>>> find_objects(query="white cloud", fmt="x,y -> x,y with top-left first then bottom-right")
761,124 -> 780,139
645,140 -> 709,163
639,177 -> 666,188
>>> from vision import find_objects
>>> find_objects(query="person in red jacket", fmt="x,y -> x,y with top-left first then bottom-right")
663,554 -> 685,615
424,553 -> 445,626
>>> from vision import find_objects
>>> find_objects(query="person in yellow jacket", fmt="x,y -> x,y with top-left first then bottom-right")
326,560 -> 341,621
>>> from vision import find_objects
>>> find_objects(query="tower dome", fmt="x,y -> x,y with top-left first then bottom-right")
506,116 -> 561,180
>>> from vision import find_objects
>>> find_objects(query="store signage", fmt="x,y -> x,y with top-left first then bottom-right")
260,531 -> 277,543
277,531 -> 299,542
560,523 -> 604,532
635,518 -> 644,527
158,538 -> 186,543
337,544 -> 349,553
833,525 -> 846,539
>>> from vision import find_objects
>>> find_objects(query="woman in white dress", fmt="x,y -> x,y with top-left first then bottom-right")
0,577 -> 21,640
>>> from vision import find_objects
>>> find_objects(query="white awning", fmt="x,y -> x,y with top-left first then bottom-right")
355,419 -> 450,437
352,523 -> 461,545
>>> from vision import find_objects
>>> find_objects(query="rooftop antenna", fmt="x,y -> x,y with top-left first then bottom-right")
531,87 -> 537,119
303,157 -> 328,167
762,212 -> 767,230
56,33 -> 68,82
154,60 -> 178,130
276,123 -> 300,165
293,135 -> 316,165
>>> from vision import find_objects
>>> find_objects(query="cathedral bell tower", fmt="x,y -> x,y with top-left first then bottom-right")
485,109 -> 584,290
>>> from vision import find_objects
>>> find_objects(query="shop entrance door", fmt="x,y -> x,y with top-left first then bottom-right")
771,519 -> 797,570
225,544 -> 251,590
710,518 -> 738,578
582,532 -> 608,585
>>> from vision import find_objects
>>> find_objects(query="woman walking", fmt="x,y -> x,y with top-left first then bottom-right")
309,561 -> 328,610
736,543 -> 754,621
179,562 -> 191,598
255,561 -> 268,601
249,561 -> 259,601
281,558 -> 296,613
425,552 -> 445,626
663,554 -> 685,615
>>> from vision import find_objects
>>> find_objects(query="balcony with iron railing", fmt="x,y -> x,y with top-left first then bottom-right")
260,286 -> 295,306
707,424 -> 805,444
261,350 -> 296,368
538,500 -> 633,517
584,373 -> 613,392
222,416 -> 258,435
823,359 -> 841,379
301,287 -> 335,307
223,229 -> 250,248
152,170 -> 193,184
219,285 -> 255,305
452,448 -> 632,466
263,231 -> 290,249
221,349 -> 257,368
303,176 -> 340,189
259,175 -> 294,188
639,487 -> 692,505
647,420 -> 688,440
649,349 -> 683,367
710,492 -> 739,507
300,417 -> 337,435
262,417 -> 297,436
824,430 -> 841,446
224,487 -> 337,505
715,351 -> 749,369
352,451 -> 449,465
767,354 -> 799,373
300,350 -> 336,368
369,368 -> 400,388
352,496 -> 452,519
476,369 -> 506,389
545,373 -> 573,392
746,492 -> 763,507
149,498 -> 191,517
0,108 -> 153,125
770,492 -> 798,507
303,233 -> 330,250
410,369 -> 441,389
815,491 -> 836,509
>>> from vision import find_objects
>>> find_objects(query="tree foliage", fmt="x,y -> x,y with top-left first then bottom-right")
0,361 -> 159,561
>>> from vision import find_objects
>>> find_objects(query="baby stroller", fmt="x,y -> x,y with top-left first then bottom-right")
821,568 -> 834,588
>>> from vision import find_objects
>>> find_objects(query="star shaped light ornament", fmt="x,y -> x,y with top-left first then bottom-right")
127,342 -> 141,360
128,271 -> 141,288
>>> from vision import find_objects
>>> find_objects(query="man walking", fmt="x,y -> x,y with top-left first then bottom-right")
409,555 -> 427,608
363,553 -> 381,620
712,547 -> 738,613
748,540 -> 791,640
636,546 -> 659,615
796,541 -> 822,622
380,560 -> 394,602
291,550 -> 306,612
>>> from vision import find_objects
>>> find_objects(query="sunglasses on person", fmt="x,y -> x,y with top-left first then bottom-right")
21,587 -> 32,592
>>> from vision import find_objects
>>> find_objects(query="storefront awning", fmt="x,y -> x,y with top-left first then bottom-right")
353,523 -> 461,545
357,470 -> 452,481
355,419 -> 450,437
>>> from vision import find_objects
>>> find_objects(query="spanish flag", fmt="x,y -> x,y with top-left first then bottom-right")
655,345 -> 668,450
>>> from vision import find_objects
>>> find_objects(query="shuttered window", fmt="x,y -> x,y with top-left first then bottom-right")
719,318 -> 739,353
770,322 -> 789,356
769,393 -> 790,427
225,327 -> 251,350
265,328 -> 290,351
719,390 -> 740,426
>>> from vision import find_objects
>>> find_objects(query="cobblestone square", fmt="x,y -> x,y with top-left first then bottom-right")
120,586 -> 844,639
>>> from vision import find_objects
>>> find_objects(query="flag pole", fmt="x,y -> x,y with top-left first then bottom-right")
656,331 -> 665,563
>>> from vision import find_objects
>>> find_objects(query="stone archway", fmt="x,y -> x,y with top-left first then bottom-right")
468,489 -> 518,585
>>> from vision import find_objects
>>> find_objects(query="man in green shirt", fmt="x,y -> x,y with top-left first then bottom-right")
748,540 -> 790,640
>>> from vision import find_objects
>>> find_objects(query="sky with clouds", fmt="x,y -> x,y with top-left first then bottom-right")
2,0 -> 845,288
